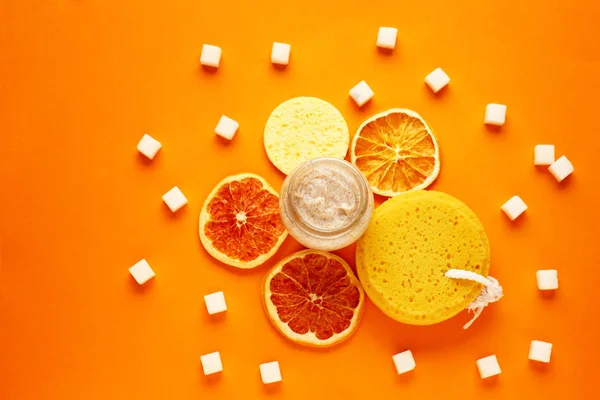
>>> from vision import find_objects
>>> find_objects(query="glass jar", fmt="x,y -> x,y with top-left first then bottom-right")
279,157 -> 374,251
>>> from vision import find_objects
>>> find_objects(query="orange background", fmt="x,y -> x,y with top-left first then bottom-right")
1,0 -> 599,399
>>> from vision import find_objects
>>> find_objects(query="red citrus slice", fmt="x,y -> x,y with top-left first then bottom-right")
199,173 -> 287,269
263,250 -> 365,347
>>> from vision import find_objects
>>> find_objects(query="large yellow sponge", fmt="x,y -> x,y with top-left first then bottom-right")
356,190 -> 491,325
264,97 -> 349,175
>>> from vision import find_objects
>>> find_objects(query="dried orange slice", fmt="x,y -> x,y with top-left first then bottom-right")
263,250 -> 364,347
350,108 -> 440,196
199,173 -> 287,269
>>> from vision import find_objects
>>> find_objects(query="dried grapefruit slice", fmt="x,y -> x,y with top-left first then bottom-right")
350,108 -> 440,197
199,173 -> 287,269
263,250 -> 364,347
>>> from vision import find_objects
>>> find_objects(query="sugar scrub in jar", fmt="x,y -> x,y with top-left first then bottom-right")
280,157 -> 374,251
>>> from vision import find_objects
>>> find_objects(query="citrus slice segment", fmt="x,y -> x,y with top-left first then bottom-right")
263,250 -> 365,347
350,108 -> 440,197
264,97 -> 350,175
199,173 -> 287,269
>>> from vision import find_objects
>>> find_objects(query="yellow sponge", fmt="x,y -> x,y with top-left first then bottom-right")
264,97 -> 349,175
356,190 -> 491,325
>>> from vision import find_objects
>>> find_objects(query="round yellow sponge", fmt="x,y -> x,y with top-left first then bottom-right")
264,97 -> 349,175
356,190 -> 491,325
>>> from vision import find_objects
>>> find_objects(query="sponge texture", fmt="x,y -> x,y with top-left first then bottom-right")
356,190 -> 491,325
264,97 -> 349,175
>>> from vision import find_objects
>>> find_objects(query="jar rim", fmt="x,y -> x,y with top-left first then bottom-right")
283,157 -> 372,237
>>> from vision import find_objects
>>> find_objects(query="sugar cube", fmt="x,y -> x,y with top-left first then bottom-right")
536,270 -> 558,291
484,103 -> 507,126
392,350 -> 416,375
200,44 -> 222,68
377,27 -> 398,49
529,340 -> 553,363
215,115 -> 239,140
548,155 -> 574,182
271,42 -> 291,65
162,186 -> 187,212
501,195 -> 528,221
349,81 -> 374,107
200,351 -> 223,375
476,355 -> 501,379
534,144 -> 555,166
259,361 -> 282,384
137,134 -> 162,160
129,259 -> 155,285
424,68 -> 450,93
204,291 -> 227,315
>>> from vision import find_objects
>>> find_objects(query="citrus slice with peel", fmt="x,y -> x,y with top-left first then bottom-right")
199,173 -> 287,269
350,108 -> 440,197
263,250 -> 364,347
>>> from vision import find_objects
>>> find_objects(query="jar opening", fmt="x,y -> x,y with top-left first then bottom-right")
285,158 -> 372,237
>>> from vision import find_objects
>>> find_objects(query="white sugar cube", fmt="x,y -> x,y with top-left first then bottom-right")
529,340 -> 553,363
129,259 -> 155,285
548,155 -> 574,182
392,350 -> 416,375
204,291 -> 227,315
200,44 -> 222,68
377,27 -> 398,49
137,134 -> 162,160
271,42 -> 291,65
424,68 -> 450,93
259,361 -> 282,384
349,80 -> 374,107
215,115 -> 239,140
476,355 -> 501,379
200,352 -> 223,375
536,269 -> 558,291
162,186 -> 188,212
484,103 -> 507,126
534,145 -> 555,166
501,195 -> 528,221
